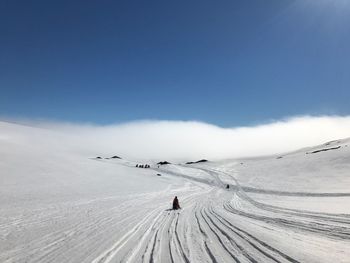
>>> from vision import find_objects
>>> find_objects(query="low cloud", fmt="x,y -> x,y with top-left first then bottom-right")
2,115 -> 350,160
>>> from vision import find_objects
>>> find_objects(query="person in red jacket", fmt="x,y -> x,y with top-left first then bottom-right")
172,196 -> 181,210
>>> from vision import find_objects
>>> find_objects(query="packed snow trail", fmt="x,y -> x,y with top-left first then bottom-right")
87,165 -> 350,263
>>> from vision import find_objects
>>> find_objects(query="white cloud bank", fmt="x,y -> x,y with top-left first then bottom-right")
2,115 -> 350,160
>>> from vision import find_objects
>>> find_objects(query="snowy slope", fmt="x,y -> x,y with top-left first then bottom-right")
0,121 -> 349,263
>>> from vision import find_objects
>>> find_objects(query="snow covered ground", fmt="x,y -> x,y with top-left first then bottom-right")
1,121 -> 349,262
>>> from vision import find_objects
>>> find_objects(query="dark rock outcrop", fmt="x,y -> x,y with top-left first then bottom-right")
186,159 -> 208,164
306,146 -> 341,154
157,161 -> 171,165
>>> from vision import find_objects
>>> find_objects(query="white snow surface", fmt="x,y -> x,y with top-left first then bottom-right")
1,121 -> 350,262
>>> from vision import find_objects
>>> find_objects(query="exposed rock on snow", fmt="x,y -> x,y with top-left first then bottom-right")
157,161 -> 171,165
185,159 -> 208,164
306,146 -> 341,154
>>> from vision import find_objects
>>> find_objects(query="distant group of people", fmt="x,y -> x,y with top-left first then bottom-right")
135,164 -> 150,168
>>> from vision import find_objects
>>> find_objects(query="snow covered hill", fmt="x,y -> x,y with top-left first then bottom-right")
0,121 -> 349,262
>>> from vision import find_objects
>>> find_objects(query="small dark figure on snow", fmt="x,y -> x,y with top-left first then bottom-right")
226,184 -> 230,189
172,196 -> 180,210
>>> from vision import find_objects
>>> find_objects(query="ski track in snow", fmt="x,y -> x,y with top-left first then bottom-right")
1,164 -> 350,262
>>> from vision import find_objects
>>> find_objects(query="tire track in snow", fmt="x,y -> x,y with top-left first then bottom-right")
203,168 -> 350,241
209,207 -> 300,263
193,208 -> 220,263
204,241 -> 218,263
173,215 -> 190,263
199,208 -> 241,262
202,208 -> 259,263
92,207 -> 164,263
224,200 -> 350,240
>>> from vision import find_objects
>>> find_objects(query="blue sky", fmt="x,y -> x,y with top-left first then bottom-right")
1,0 -> 350,126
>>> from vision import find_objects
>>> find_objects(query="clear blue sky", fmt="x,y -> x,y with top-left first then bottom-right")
1,0 -> 350,126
